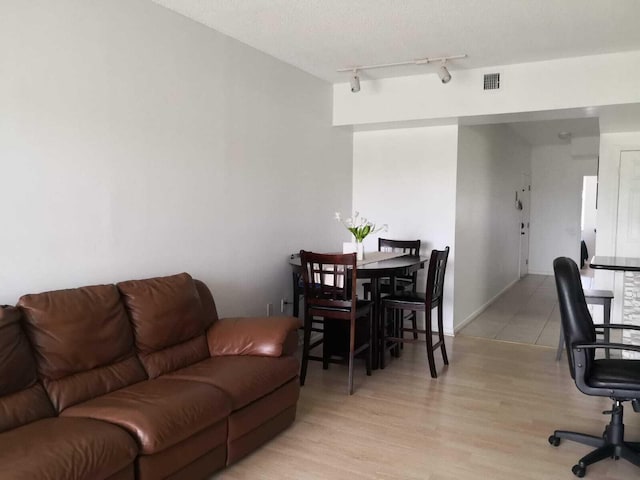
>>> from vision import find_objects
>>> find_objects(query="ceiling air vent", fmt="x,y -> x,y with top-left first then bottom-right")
484,73 -> 500,90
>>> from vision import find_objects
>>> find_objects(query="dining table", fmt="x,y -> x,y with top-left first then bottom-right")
289,251 -> 428,369
590,256 -> 640,272
589,256 -> 640,354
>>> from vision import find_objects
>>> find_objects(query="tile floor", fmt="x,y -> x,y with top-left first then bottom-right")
459,268 -> 595,348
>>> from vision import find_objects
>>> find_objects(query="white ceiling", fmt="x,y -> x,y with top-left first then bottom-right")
507,118 -> 600,146
151,0 -> 640,83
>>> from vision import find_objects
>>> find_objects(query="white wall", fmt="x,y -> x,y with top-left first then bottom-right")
334,51 -> 640,127
454,125 -> 531,329
528,145 -> 597,274
595,132 -> 640,330
0,0 -> 353,314
352,125 -> 458,334
596,132 -> 640,258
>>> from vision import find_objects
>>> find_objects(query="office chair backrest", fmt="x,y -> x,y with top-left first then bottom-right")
553,257 -> 596,380
426,247 -> 450,303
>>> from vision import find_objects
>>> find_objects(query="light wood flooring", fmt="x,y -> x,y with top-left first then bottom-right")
213,336 -> 639,479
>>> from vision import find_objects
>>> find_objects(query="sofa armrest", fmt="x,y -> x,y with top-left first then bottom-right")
207,316 -> 301,357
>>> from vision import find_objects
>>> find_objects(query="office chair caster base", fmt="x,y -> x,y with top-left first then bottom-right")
551,431 -> 604,449
550,425 -> 640,475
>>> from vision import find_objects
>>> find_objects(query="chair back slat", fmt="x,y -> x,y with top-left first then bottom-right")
426,247 -> 450,303
379,238 -> 420,256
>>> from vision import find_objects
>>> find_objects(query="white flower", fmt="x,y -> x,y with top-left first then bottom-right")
334,212 -> 387,242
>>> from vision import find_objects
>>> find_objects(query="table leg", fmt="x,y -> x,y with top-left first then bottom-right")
603,297 -> 611,359
292,272 -> 300,318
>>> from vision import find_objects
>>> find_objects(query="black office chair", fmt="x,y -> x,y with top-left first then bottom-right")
549,257 -> 640,477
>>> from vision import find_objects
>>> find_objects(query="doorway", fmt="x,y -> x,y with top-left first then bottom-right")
581,175 -> 598,267
519,173 -> 531,277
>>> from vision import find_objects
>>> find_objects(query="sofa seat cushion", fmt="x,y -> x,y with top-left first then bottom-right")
227,379 -> 300,465
0,416 -> 138,480
62,379 -> 231,455
163,355 -> 299,411
0,383 -> 55,434
228,378 -> 299,443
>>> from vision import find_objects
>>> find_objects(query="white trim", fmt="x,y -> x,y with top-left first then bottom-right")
453,277 -> 520,334
527,269 -> 553,276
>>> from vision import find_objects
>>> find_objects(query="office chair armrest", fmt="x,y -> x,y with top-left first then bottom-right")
207,316 -> 301,357
572,342 -> 640,355
594,323 -> 640,332
572,342 -> 640,398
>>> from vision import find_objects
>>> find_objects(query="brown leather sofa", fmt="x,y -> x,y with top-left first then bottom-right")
0,273 -> 301,480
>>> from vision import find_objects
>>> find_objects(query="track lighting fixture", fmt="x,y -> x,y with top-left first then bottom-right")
558,131 -> 572,141
437,62 -> 451,84
350,70 -> 360,93
338,54 -> 466,91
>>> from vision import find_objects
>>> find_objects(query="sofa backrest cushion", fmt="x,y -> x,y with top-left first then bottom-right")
0,306 -> 55,432
18,285 -> 146,412
117,273 -> 209,378
194,279 -> 218,329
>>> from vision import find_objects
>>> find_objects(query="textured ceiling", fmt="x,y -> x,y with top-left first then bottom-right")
151,0 -> 640,83
508,118 -> 599,146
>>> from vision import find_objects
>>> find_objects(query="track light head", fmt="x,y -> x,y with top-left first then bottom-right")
558,131 -> 572,141
437,62 -> 451,84
350,70 -> 360,93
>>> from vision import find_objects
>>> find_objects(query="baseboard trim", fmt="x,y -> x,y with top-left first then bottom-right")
454,277 -> 520,334
527,269 -> 552,275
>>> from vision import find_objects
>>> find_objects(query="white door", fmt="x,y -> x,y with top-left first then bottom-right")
519,173 -> 531,277
616,151 -> 640,257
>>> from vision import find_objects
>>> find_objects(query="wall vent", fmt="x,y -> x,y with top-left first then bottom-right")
483,73 -> 500,90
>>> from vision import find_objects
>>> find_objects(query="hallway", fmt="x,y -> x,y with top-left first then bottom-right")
459,270 -> 594,347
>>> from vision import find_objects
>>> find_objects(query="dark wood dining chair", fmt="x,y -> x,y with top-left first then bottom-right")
380,247 -> 450,378
363,239 -> 421,298
363,238 -> 421,339
299,251 -> 373,395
